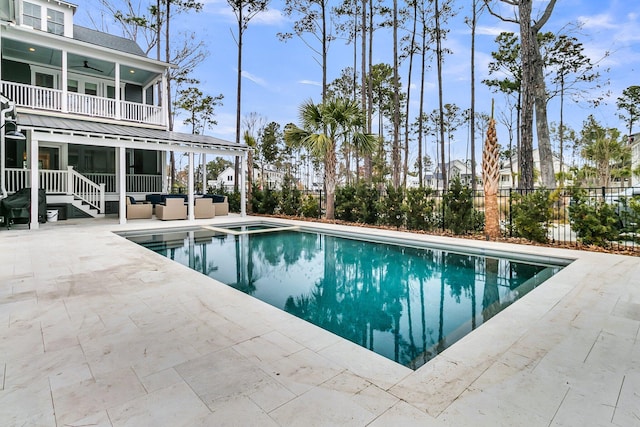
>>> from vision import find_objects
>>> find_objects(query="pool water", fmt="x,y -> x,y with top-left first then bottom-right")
126,226 -> 565,369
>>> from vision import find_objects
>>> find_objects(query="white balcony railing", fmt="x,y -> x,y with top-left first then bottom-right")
83,172 -> 163,193
2,81 -> 165,126
6,168 -> 163,195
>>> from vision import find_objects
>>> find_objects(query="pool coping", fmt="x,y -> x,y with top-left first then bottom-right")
2,215 -> 638,425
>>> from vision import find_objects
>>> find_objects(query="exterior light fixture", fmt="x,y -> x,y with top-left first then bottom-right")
29,47 -> 36,52
5,127 -> 26,140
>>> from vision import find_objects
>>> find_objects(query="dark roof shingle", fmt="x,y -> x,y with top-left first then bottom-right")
73,25 -> 146,57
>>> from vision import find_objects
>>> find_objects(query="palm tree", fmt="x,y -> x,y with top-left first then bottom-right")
285,97 -> 376,219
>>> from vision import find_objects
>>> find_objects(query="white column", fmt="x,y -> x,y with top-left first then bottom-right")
188,151 -> 194,220
114,62 -> 121,120
118,146 -> 126,224
162,73 -> 169,128
161,150 -> 168,193
61,51 -> 68,112
240,152 -> 247,217
29,132 -> 39,229
201,153 -> 207,194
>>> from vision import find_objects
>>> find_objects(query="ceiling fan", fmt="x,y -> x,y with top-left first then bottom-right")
71,60 -> 103,73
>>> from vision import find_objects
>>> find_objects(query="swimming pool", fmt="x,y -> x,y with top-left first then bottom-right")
123,222 -> 569,369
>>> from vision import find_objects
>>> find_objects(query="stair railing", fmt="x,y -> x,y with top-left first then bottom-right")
66,166 -> 105,213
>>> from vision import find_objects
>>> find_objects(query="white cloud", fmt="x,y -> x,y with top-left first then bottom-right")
577,13 -> 617,30
476,25 -> 508,37
241,70 -> 267,86
298,80 -> 321,87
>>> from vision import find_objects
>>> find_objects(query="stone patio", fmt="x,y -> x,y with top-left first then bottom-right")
1,216 -> 638,426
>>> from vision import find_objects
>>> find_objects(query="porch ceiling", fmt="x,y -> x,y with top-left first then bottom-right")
16,114 -> 249,156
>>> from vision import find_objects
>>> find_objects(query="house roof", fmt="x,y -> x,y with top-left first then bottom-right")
17,114 -> 248,155
73,25 -> 146,57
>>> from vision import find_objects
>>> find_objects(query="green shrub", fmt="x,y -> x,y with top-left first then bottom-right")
377,185 -> 406,228
443,177 -> 476,234
335,185 -> 358,222
510,189 -> 553,243
280,174 -> 302,216
301,194 -> 320,218
405,187 -> 437,231
251,185 -> 280,215
568,187 -> 619,246
355,183 -> 379,224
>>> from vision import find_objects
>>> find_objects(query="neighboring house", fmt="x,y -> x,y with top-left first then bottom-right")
631,132 -> 640,187
0,0 -> 248,228
427,159 -> 479,190
210,165 -> 286,192
498,148 -> 570,189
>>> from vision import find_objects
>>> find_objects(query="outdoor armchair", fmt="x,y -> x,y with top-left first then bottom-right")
156,197 -> 187,220
203,194 -> 229,216
126,196 -> 152,219
194,198 -> 215,219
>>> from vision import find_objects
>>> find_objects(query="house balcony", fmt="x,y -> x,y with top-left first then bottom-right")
2,80 -> 165,127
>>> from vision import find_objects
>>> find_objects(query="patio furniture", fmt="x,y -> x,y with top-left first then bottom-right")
203,194 -> 229,216
156,197 -> 187,221
0,188 -> 47,228
194,198 -> 215,219
145,193 -> 189,214
126,196 -> 152,219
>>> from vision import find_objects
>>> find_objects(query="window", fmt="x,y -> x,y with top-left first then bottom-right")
23,2 -> 41,29
227,176 -> 233,181
35,72 -> 54,88
84,82 -> 97,96
47,8 -> 64,35
67,79 -> 78,93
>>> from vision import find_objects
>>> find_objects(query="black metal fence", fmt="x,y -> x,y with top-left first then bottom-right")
298,186 -> 640,254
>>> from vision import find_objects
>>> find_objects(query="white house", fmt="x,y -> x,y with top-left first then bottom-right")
498,148 -> 570,189
210,165 -> 286,192
631,132 -> 640,187
425,159 -> 479,190
0,0 -> 249,228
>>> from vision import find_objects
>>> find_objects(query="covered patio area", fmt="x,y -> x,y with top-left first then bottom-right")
4,113 -> 250,229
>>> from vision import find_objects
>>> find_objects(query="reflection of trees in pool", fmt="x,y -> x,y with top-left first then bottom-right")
228,231 -> 322,295
482,257 -> 502,321
214,230 -> 549,369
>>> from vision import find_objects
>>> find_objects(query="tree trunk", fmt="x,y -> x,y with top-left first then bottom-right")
391,0 -> 401,188
483,113 -> 500,239
470,0 -> 478,192
518,0 -> 535,190
403,0 -> 417,189
417,10 -> 427,187
435,0 -> 447,190
533,34 -> 555,189
234,7 -> 243,191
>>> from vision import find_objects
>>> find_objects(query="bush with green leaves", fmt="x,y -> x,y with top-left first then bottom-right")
335,185 -> 358,222
377,185 -> 406,228
509,189 -> 554,243
405,187 -> 437,231
568,187 -> 619,246
443,177 -> 476,234
251,185 -> 280,215
279,174 -> 302,216
354,183 -> 379,224
301,194 -> 320,218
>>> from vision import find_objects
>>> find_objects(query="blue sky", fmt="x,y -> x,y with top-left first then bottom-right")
77,0 -> 640,166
